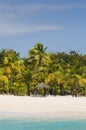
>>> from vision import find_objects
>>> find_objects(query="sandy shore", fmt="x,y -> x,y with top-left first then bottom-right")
0,95 -> 86,118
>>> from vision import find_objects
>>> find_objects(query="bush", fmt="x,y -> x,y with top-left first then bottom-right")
13,83 -> 28,96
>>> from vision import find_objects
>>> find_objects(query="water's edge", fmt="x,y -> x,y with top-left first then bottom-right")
0,111 -> 86,121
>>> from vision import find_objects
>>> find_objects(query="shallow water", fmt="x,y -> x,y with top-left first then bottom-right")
0,117 -> 86,130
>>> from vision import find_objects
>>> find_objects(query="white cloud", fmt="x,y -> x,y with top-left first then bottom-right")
0,22 -> 64,36
0,3 -> 85,20
0,2 -> 85,37
0,3 -> 86,15
0,3 -> 66,37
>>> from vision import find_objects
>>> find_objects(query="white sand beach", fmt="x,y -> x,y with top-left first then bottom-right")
0,95 -> 86,118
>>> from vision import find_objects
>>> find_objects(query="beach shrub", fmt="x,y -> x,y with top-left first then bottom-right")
13,83 -> 28,96
3,85 -> 9,93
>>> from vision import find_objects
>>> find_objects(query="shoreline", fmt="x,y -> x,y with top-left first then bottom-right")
0,95 -> 86,119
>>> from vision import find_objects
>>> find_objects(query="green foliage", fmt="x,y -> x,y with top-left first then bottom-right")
3,85 -> 9,93
0,44 -> 86,96
13,83 -> 27,96
28,43 -> 51,72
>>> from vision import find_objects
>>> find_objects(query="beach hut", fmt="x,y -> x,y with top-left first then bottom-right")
34,82 -> 50,96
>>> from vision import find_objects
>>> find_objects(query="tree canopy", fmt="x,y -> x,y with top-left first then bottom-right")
0,43 -> 86,96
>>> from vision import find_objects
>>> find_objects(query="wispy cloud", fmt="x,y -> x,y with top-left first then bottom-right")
0,3 -> 66,37
0,3 -> 86,14
0,2 -> 85,37
0,22 -> 64,36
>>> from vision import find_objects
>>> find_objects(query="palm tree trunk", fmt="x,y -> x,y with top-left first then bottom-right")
9,73 -> 13,94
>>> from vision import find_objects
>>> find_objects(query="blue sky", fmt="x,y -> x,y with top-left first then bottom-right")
0,0 -> 86,57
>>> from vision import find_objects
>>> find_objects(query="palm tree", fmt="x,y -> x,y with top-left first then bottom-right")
28,43 -> 51,72
3,49 -> 21,94
45,69 -> 65,96
0,68 -> 8,94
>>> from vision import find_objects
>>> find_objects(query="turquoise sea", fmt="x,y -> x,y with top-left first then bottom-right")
0,116 -> 86,130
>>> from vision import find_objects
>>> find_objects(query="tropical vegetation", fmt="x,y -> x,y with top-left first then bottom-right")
0,43 -> 86,96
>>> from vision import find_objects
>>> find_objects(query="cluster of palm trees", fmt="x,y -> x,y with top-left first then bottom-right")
0,43 -> 86,96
